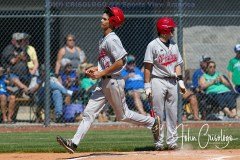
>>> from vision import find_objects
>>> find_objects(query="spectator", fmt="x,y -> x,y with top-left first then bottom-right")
182,89 -> 200,121
18,33 -> 39,90
227,44 -> 240,93
0,67 -> 16,123
121,55 -> 147,115
192,55 -> 211,89
199,61 -> 239,119
1,33 -> 29,93
59,61 -> 80,104
191,55 -> 212,120
79,63 -> 97,93
55,34 -> 86,76
192,55 -> 211,92
31,65 -> 80,123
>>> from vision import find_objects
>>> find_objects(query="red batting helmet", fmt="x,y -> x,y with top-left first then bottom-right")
105,6 -> 125,28
156,17 -> 176,35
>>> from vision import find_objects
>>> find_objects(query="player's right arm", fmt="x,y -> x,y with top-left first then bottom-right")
144,63 -> 152,83
144,43 -> 153,96
55,48 -> 65,76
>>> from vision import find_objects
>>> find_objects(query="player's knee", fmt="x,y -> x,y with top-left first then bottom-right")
82,110 -> 95,121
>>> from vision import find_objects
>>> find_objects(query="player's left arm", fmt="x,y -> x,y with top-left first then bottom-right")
176,64 -> 186,94
175,64 -> 182,77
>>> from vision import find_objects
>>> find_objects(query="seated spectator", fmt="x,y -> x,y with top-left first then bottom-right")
30,65 -> 80,123
191,55 -> 212,120
182,89 -> 200,121
227,44 -> 240,93
0,67 -> 16,123
19,33 -> 39,90
1,33 -> 30,94
121,55 -> 147,115
192,55 -> 211,92
79,63 -> 97,93
59,62 -> 80,103
199,61 -> 239,119
55,34 -> 86,77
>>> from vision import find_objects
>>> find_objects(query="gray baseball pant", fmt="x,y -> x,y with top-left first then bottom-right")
72,77 -> 155,145
151,77 -> 178,147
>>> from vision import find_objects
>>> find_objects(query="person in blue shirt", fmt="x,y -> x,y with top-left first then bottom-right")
0,67 -> 16,123
121,55 -> 146,115
192,55 -> 211,91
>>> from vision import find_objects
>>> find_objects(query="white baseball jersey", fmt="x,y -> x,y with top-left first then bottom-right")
98,32 -> 127,75
144,38 -> 183,78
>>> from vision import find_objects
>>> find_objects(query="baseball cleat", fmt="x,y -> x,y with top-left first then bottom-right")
56,136 -> 77,154
151,116 -> 160,142
168,144 -> 180,150
155,145 -> 164,151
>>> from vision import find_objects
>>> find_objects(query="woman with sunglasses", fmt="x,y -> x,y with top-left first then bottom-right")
199,61 -> 239,119
55,34 -> 86,77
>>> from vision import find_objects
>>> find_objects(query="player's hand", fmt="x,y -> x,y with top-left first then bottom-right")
144,83 -> 152,97
178,80 -> 186,94
85,68 -> 95,77
91,71 -> 103,79
145,88 -> 152,97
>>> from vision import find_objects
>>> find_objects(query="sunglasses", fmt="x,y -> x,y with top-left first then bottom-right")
66,64 -> 72,68
127,61 -> 135,65
67,39 -> 75,41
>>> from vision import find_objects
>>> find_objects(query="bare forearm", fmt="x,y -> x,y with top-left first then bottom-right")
55,62 -> 61,74
144,63 -> 152,83
101,59 -> 124,76
175,65 -> 182,76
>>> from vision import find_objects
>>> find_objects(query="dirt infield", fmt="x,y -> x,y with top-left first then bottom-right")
0,149 -> 240,160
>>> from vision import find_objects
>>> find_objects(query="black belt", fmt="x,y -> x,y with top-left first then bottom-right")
102,75 -> 112,79
152,75 -> 176,79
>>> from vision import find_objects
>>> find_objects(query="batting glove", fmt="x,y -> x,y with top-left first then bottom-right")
144,83 -> 152,97
176,75 -> 186,94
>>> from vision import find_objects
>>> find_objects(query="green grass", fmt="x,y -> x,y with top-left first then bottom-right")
0,127 -> 239,153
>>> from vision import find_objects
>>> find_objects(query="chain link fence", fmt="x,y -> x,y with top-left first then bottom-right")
0,0 -> 240,125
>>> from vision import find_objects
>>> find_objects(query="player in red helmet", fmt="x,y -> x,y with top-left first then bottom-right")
56,6 -> 160,154
156,17 -> 176,35
144,17 -> 185,150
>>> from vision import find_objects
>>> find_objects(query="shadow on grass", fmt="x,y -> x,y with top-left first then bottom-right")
58,153 -> 127,160
134,146 -> 155,151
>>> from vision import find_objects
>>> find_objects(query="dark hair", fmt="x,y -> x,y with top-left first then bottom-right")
206,60 -> 215,68
104,7 -> 114,17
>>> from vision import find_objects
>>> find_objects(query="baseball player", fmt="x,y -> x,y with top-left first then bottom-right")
56,6 -> 160,154
144,17 -> 185,150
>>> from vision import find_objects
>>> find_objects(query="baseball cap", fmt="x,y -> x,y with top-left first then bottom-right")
234,44 -> 240,53
127,55 -> 135,64
15,33 -> 30,40
200,55 -> 211,62
12,32 -> 21,39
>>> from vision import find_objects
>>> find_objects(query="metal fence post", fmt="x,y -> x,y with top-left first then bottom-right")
177,0 -> 184,124
44,0 -> 51,126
